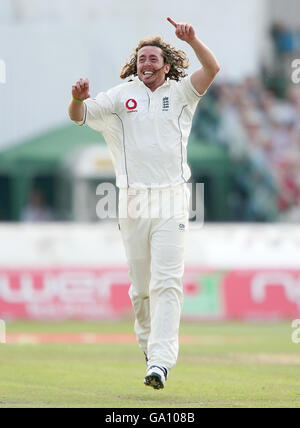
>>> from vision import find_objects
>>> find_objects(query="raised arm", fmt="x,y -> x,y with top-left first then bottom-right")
167,17 -> 220,95
68,78 -> 90,122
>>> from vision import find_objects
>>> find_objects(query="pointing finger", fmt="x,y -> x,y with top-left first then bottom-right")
167,17 -> 177,28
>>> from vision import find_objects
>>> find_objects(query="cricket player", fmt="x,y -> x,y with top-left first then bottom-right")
69,18 -> 220,390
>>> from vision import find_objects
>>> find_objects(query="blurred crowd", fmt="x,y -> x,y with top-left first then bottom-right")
192,78 -> 300,222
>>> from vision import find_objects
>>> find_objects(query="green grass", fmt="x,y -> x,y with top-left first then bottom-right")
0,321 -> 300,408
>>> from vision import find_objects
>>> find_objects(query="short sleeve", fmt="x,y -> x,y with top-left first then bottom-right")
76,91 -> 114,133
177,75 -> 206,107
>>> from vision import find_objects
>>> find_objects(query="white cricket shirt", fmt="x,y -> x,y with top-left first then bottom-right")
76,75 -> 204,189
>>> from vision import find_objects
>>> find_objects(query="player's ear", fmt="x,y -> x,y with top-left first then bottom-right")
164,64 -> 171,75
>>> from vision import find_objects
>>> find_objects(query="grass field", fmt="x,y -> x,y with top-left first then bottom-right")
0,320 -> 300,408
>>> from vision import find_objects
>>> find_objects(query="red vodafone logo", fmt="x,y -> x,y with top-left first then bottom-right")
125,99 -> 137,110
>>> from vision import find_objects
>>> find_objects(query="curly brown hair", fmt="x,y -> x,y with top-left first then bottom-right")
120,36 -> 189,81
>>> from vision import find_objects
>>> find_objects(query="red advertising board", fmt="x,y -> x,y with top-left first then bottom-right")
0,268 -> 131,320
0,268 -> 299,320
223,270 -> 300,319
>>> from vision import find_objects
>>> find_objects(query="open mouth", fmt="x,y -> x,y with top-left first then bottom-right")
143,71 -> 154,77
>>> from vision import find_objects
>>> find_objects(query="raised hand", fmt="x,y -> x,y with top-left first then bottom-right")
72,78 -> 90,101
167,17 -> 196,44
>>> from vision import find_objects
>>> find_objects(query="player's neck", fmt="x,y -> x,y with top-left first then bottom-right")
144,78 -> 166,92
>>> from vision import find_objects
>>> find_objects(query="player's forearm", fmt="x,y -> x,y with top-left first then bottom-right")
68,99 -> 85,122
188,37 -> 220,74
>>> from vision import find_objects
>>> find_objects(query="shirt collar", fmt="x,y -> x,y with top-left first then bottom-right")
131,75 -> 171,89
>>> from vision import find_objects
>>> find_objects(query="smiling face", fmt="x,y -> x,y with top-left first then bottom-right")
137,46 -> 170,91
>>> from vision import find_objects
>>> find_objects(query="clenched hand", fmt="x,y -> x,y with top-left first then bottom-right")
72,78 -> 90,101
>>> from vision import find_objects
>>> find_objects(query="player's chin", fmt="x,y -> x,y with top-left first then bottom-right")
141,75 -> 155,84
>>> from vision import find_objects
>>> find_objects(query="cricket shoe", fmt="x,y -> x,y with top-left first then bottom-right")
144,365 -> 168,390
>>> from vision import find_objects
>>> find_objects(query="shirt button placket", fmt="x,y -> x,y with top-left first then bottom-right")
149,95 -> 154,114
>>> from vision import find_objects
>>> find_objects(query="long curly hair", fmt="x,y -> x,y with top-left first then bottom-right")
120,36 -> 189,81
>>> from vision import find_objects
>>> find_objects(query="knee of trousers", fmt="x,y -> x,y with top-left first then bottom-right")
127,258 -> 151,295
128,284 -> 149,302
149,276 -> 184,300
128,285 -> 150,324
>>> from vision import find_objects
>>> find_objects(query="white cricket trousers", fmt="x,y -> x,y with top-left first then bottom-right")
118,183 -> 190,371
